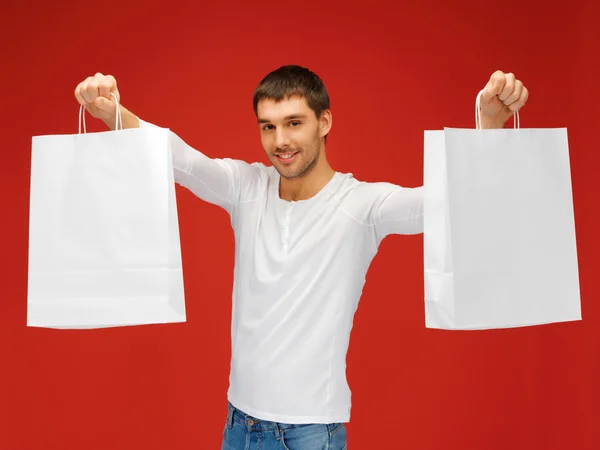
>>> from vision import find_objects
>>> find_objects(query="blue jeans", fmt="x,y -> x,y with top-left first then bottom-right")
222,401 -> 348,450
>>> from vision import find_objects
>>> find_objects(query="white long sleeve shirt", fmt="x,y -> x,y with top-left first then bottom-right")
139,118 -> 423,424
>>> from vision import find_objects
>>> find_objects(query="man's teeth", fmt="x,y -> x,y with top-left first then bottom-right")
279,153 -> 295,159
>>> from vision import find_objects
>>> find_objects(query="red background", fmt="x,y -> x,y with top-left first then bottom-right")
1,1 -> 598,449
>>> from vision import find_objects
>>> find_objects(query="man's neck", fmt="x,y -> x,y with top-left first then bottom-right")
279,163 -> 336,202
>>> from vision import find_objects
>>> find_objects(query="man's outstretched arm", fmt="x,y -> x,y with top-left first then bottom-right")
74,72 -> 265,216
373,185 -> 424,240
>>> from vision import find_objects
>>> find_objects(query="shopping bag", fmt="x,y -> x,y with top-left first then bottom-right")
27,94 -> 186,328
423,90 -> 581,330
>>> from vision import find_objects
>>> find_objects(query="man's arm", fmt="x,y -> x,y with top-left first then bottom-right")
138,117 -> 265,216
373,185 -> 424,242
368,72 -> 528,241
101,104 -> 140,130
74,72 -> 265,216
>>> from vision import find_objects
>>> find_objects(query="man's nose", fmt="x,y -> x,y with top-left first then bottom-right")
275,129 -> 290,148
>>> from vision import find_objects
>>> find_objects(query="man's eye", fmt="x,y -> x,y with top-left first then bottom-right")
263,122 -> 300,131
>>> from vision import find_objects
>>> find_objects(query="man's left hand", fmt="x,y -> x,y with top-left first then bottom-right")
479,70 -> 529,129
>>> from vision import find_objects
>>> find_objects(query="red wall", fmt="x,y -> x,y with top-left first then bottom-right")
1,1 -> 598,449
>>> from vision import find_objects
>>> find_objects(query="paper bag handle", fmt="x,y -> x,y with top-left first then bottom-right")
78,92 -> 123,134
475,89 -> 520,130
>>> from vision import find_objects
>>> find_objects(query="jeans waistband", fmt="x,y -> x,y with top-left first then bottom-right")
226,401 -> 339,433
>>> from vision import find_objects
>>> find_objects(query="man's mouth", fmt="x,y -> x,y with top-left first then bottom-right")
275,152 -> 298,164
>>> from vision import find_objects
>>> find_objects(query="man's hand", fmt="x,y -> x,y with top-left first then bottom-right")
74,72 -> 140,130
479,70 -> 529,129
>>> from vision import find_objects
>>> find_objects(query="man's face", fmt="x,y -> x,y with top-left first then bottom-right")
257,95 -> 326,180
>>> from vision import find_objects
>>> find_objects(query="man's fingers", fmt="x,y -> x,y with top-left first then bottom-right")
87,82 -> 99,103
480,83 -> 496,106
498,72 -> 516,102
79,77 -> 93,103
480,70 -> 506,105
98,81 -> 114,105
85,74 -> 103,103
479,70 -> 529,118
503,79 -> 522,106
74,73 -> 118,109
74,81 -> 87,106
73,72 -> 122,121
97,75 -> 115,99
508,86 -> 529,112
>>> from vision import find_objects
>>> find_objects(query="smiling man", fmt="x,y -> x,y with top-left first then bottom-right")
74,65 -> 528,450
257,92 -> 335,202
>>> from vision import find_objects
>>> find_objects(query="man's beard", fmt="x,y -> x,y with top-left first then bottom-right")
275,136 -> 321,180
277,148 -> 319,180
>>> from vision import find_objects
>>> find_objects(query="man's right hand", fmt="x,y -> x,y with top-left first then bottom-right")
74,73 -> 139,129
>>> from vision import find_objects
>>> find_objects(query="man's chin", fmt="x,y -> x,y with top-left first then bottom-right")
275,167 -> 303,180
274,155 -> 318,180
272,158 -> 297,176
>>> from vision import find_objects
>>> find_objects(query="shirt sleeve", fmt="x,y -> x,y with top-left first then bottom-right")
139,117 -> 264,216
373,184 -> 424,242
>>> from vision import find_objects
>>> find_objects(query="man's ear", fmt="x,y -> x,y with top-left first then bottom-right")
320,109 -> 332,139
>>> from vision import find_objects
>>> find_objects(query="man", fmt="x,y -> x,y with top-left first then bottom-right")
74,65 -> 528,450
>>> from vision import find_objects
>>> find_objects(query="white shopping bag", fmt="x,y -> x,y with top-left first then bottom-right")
423,91 -> 581,330
27,95 -> 186,328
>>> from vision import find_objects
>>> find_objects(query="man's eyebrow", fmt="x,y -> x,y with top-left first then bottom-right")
257,114 -> 307,124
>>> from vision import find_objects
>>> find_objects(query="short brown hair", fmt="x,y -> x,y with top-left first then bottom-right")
253,65 -> 331,141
